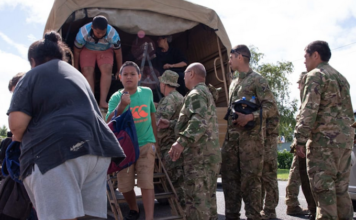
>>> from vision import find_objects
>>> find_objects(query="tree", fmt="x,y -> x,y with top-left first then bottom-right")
250,46 -> 298,142
0,125 -> 8,138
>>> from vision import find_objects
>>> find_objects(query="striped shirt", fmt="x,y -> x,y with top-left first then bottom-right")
74,22 -> 121,51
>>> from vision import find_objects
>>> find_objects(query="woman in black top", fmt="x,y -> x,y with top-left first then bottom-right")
7,31 -> 125,220
155,36 -> 188,96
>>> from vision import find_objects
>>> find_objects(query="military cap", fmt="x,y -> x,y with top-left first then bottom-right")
159,70 -> 180,87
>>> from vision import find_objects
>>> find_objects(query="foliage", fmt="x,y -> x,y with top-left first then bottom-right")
250,46 -> 298,142
277,149 -> 293,169
277,169 -> 290,180
0,125 -> 7,138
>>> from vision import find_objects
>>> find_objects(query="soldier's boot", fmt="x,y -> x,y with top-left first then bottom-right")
287,205 -> 310,215
261,209 -> 276,219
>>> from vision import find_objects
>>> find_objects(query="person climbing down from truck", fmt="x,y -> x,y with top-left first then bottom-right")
73,15 -> 123,109
106,61 -> 158,220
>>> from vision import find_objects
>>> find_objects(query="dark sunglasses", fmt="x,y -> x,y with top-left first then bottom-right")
230,49 -> 250,59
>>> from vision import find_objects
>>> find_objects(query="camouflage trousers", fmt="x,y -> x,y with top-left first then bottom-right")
161,148 -> 185,207
182,147 -> 220,220
261,137 -> 279,211
307,147 -> 353,220
285,154 -> 301,206
221,137 -> 264,220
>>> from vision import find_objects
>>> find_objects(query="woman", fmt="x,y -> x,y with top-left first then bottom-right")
155,36 -> 188,96
7,31 -> 125,220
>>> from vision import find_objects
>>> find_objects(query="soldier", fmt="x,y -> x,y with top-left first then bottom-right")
285,153 -> 303,211
261,116 -> 279,219
222,45 -> 278,220
294,40 -> 354,220
286,72 -> 314,217
155,70 -> 184,206
158,63 -> 221,219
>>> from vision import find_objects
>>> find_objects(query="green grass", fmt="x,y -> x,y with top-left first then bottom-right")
277,169 -> 290,180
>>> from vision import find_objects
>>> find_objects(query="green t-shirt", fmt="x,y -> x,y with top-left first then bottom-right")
106,86 -> 156,147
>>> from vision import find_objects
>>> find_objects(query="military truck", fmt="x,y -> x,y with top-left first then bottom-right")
44,0 -> 231,147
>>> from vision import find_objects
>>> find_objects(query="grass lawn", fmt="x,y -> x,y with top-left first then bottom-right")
277,169 -> 290,180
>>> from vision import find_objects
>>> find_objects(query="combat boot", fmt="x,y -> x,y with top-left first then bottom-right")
261,209 -> 276,219
286,205 -> 309,215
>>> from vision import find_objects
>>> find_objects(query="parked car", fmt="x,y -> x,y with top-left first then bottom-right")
348,111 -> 356,209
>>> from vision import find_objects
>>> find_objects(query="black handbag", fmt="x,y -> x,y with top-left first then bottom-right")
224,99 -> 262,129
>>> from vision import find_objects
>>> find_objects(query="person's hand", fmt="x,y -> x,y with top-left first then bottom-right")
115,71 -> 120,80
157,118 -> 169,130
119,91 -> 130,108
168,142 -> 184,161
163,64 -> 172,69
296,145 -> 306,158
233,112 -> 253,127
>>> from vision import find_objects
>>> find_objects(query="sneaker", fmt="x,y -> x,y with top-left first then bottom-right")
286,205 -> 310,216
261,209 -> 277,219
124,209 -> 140,220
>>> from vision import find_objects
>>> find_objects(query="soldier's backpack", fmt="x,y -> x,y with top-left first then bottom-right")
107,107 -> 139,174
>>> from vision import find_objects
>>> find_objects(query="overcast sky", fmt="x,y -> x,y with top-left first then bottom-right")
0,0 -> 355,128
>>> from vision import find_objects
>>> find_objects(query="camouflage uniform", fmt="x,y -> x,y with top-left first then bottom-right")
286,72 -> 316,219
155,70 -> 184,206
285,154 -> 301,207
290,116 -> 316,216
261,116 -> 279,217
221,69 -> 278,220
173,82 -> 221,220
294,62 -> 354,220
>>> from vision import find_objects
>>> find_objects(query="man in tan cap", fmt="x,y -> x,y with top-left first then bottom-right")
155,70 -> 185,206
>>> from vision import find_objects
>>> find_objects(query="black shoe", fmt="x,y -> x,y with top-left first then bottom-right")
124,209 -> 140,220
309,214 -> 316,220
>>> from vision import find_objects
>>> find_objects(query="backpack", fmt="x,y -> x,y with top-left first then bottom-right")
2,142 -> 21,183
107,107 -> 140,174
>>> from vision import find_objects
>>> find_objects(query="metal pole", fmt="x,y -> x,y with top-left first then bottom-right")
216,36 -> 229,106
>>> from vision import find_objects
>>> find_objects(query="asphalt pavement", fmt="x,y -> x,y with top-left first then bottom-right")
108,180 -> 356,219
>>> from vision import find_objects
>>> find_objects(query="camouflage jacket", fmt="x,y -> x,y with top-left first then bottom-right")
155,90 -> 184,150
174,82 -> 221,164
227,69 -> 278,141
290,72 -> 308,153
294,62 -> 354,149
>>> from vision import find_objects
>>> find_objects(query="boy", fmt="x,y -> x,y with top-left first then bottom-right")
74,15 -> 123,109
106,61 -> 157,220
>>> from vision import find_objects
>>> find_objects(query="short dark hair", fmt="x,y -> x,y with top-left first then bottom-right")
92,16 -> 108,30
231,45 -> 251,63
119,61 -> 141,75
305,41 -> 331,62
28,31 -> 70,66
8,72 -> 25,92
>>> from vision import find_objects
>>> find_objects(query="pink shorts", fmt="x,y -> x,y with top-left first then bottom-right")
80,47 -> 114,68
